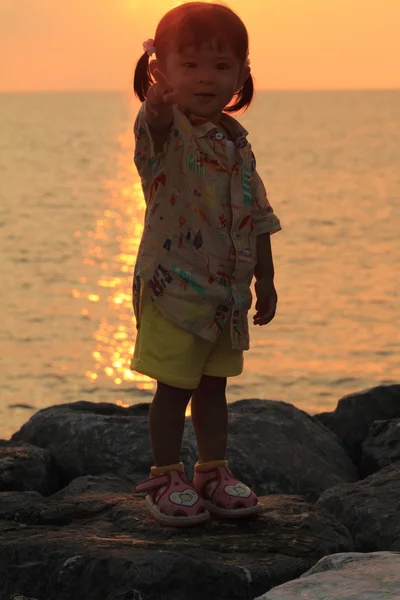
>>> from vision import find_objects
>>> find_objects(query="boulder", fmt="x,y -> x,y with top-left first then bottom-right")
0,440 -> 57,496
360,419 -> 400,477
254,551 -> 400,599
51,474 -> 133,498
317,461 -> 400,551
0,482 -> 353,600
225,399 -> 357,501
11,400 -> 358,502
12,402 -> 174,490
9,596 -> 39,600
315,384 -> 400,468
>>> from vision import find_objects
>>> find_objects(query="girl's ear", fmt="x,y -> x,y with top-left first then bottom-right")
237,65 -> 251,91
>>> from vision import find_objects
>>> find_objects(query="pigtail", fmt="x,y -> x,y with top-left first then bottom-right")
225,74 -> 254,113
133,53 -> 153,101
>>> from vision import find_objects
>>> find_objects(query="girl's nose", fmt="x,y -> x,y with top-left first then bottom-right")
198,69 -> 214,84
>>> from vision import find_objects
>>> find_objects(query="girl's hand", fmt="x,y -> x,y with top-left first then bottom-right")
253,278 -> 277,326
146,69 -> 178,117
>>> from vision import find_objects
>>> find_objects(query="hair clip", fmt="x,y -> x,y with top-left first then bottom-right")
143,38 -> 156,57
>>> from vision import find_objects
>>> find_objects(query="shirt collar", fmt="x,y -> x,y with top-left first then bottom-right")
182,110 -> 249,149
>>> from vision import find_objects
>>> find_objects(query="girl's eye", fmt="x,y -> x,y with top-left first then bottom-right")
216,63 -> 231,70
183,62 -> 197,68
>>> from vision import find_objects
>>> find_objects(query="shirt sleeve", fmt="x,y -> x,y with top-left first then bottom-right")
133,102 -> 175,176
251,152 -> 282,236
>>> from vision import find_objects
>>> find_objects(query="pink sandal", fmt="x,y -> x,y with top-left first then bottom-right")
192,460 -> 262,519
133,464 -> 210,527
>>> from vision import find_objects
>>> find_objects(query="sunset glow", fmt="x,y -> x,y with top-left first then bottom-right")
70,123 -> 197,414
1,0 -> 399,92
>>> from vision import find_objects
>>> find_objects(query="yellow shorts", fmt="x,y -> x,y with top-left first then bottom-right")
130,287 -> 244,390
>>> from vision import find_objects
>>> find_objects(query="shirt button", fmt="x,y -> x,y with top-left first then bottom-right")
215,132 -> 224,140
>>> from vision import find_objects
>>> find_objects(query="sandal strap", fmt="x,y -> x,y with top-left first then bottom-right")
133,473 -> 169,493
200,475 -> 219,501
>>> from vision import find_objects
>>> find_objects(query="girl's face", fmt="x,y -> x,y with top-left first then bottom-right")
152,42 -> 250,123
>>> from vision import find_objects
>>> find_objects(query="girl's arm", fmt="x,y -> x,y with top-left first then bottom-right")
250,157 -> 281,326
145,69 -> 176,154
254,233 -> 274,282
253,233 -> 278,326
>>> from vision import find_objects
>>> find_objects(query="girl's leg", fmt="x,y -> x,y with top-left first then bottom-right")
190,375 -> 228,462
149,381 -> 194,467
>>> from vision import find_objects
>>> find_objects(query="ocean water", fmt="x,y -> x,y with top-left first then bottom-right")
0,90 -> 399,439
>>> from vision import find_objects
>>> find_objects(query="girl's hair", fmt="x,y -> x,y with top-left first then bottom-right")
133,2 -> 254,113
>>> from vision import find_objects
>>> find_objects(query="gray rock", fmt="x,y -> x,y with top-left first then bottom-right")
226,399 -> 358,501
315,384 -> 400,468
12,401 -> 178,490
0,487 -> 353,600
317,461 -> 400,551
11,399 -> 357,502
9,596 -> 39,600
361,419 -> 400,476
51,474 -> 134,499
254,551 -> 400,599
0,440 -> 57,496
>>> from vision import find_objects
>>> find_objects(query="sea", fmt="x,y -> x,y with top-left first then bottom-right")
0,90 -> 399,439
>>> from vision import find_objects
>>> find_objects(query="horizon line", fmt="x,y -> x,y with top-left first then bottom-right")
1,87 -> 399,95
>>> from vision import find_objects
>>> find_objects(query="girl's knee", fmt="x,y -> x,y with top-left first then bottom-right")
197,375 -> 227,395
156,381 -> 194,403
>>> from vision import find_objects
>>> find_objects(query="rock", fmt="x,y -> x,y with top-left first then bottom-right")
12,400 -> 357,502
0,487 -> 353,600
226,399 -> 357,501
315,384 -> 400,469
0,440 -> 57,496
361,419 -> 400,477
52,474 -> 134,498
12,401 -> 180,491
317,461 -> 400,551
254,551 -> 400,599
0,491 -> 45,527
10,596 -> 39,600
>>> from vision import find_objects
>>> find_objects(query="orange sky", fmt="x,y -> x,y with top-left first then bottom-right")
1,0 -> 399,92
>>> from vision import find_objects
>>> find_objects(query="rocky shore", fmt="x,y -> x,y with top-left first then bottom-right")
0,384 -> 399,600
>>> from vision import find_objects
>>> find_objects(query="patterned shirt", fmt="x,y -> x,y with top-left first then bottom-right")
133,102 -> 282,350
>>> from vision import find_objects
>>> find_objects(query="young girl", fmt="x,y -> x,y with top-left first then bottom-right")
131,2 -> 281,527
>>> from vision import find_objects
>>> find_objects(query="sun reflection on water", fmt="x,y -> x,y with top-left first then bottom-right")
74,127 -> 157,400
